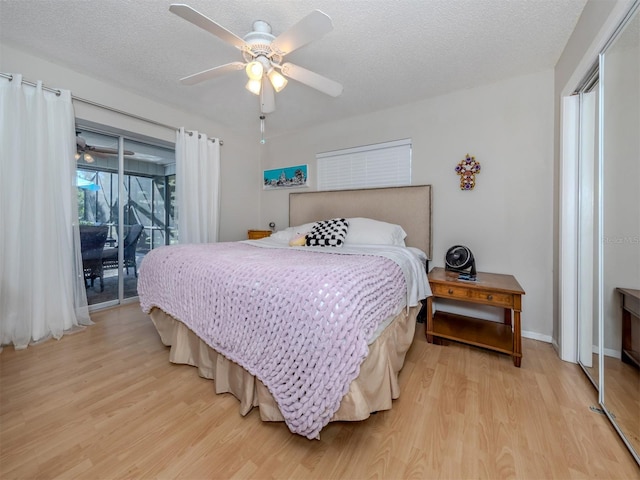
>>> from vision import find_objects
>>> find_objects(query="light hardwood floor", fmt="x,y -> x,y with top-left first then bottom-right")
583,353 -> 640,458
1,303 -> 638,479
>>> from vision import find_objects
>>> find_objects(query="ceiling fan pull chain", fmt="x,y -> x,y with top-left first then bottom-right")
260,115 -> 266,144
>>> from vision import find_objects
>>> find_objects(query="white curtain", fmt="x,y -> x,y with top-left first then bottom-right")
175,128 -> 221,243
0,74 -> 91,350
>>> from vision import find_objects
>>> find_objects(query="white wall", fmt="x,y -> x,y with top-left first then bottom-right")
0,43 -> 262,241
261,70 -> 555,340
0,42 -> 575,341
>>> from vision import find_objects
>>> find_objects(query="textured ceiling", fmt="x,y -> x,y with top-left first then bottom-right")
0,0 -> 587,138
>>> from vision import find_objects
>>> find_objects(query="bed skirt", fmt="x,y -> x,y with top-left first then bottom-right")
148,305 -> 419,424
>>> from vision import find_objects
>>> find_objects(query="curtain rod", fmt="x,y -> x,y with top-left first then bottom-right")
0,72 -> 222,145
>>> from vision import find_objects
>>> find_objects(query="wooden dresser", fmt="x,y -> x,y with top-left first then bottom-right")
618,287 -> 640,368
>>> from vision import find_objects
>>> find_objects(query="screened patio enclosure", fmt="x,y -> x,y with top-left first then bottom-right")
76,129 -> 175,306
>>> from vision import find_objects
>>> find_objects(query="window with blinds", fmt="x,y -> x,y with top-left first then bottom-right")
316,138 -> 412,191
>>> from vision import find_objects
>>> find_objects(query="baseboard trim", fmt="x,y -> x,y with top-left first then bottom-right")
523,330 -> 553,343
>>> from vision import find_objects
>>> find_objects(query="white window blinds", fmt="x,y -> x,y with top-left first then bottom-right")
316,138 -> 412,191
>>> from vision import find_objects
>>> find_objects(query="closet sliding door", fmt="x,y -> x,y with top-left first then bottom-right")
576,78 -> 600,389
599,0 -> 639,464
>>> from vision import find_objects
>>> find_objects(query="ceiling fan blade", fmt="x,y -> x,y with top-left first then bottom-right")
87,146 -> 135,156
271,10 -> 333,56
169,4 -> 247,51
87,146 -> 117,154
260,78 -> 275,114
179,62 -> 245,85
280,63 -> 343,97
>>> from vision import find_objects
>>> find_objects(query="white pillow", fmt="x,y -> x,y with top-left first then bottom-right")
344,217 -> 407,246
270,222 -> 317,242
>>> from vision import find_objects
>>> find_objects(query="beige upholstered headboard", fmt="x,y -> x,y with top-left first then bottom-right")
289,185 -> 432,259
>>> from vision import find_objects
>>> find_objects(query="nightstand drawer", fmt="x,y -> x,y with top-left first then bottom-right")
432,283 -> 470,299
247,229 -> 272,240
469,290 -> 513,308
432,282 -> 514,307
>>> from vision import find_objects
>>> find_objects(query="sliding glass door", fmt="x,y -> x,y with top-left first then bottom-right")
77,130 -> 120,305
76,128 -> 175,307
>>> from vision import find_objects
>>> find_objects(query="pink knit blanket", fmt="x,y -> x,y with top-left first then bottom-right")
138,242 -> 406,439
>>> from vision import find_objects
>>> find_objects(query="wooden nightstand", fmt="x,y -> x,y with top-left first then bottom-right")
247,229 -> 272,240
426,267 -> 525,367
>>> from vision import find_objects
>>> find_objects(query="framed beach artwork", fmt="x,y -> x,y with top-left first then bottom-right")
263,164 -> 308,190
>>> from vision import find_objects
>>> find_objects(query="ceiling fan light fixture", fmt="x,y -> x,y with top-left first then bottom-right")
245,78 -> 262,96
268,69 -> 288,92
170,5 -> 344,112
83,153 -> 95,163
245,61 -> 264,81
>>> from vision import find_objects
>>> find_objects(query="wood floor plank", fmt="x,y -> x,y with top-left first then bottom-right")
1,303 -> 638,479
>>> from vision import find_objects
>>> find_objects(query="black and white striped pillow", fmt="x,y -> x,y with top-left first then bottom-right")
306,218 -> 349,247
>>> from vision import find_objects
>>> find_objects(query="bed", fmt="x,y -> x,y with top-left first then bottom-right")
139,185 -> 433,439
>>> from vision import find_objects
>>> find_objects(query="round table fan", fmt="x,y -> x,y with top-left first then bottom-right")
445,245 -> 476,278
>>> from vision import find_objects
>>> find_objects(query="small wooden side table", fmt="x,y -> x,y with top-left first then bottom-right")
426,267 -> 525,367
247,229 -> 272,240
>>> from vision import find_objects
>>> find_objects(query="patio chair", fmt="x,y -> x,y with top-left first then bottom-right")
79,225 -> 109,292
102,224 -> 144,277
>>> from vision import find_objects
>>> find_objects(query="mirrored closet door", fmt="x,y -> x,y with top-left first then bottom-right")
577,71 -> 600,389
599,0 -> 639,464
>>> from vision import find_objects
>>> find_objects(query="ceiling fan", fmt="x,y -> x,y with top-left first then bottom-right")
169,3 -> 343,114
76,135 -> 134,163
